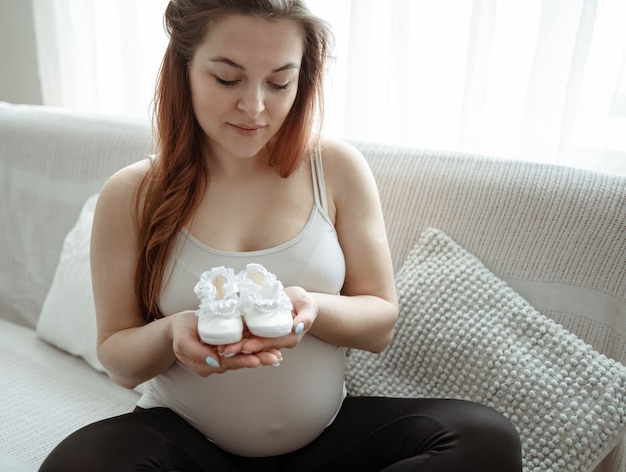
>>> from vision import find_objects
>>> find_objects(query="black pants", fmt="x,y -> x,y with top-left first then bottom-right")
40,396 -> 522,472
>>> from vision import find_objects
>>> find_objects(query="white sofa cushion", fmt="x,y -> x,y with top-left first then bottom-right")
36,194 -> 103,371
346,228 -> 626,471
0,319 -> 139,470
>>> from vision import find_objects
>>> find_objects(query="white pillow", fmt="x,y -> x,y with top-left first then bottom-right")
37,194 -> 103,372
346,228 -> 626,471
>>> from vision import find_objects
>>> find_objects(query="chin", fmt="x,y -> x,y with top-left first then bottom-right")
229,138 -> 272,159
225,145 -> 268,161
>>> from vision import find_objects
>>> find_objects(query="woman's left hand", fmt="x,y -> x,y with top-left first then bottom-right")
217,286 -> 317,357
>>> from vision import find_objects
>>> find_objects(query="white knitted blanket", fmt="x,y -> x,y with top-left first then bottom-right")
345,228 -> 626,472
0,321 -> 138,470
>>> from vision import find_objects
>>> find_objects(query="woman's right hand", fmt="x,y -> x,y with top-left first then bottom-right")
170,311 -> 283,376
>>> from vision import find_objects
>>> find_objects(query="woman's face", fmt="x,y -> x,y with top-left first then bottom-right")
188,15 -> 304,162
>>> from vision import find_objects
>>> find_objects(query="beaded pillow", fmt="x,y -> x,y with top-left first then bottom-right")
345,228 -> 626,471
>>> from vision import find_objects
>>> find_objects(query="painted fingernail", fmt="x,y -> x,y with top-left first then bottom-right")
206,356 -> 220,368
295,322 -> 305,335
222,352 -> 236,358
272,362 -> 281,367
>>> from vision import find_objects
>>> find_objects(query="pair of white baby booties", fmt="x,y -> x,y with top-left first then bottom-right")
194,263 -> 293,345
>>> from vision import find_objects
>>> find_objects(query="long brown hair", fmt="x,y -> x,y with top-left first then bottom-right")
135,0 -> 332,319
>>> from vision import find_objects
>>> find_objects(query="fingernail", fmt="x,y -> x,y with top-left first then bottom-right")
272,362 -> 281,367
222,352 -> 236,358
295,322 -> 305,335
206,356 -> 220,368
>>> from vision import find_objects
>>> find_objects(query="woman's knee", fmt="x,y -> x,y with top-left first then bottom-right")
452,401 -> 522,469
40,411 -> 174,472
40,416 -> 142,472
466,402 -> 520,444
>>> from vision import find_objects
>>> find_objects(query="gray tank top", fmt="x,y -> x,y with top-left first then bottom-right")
137,148 -> 348,457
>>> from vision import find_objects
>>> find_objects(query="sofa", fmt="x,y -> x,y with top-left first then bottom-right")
0,102 -> 625,472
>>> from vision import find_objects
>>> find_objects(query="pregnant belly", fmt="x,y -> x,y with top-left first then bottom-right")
139,335 -> 347,457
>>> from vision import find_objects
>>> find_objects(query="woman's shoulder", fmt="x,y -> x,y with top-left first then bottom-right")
319,138 -> 365,165
100,158 -> 151,199
95,157 -> 152,220
318,138 -> 375,190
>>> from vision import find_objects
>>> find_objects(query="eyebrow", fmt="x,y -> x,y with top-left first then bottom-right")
209,56 -> 299,73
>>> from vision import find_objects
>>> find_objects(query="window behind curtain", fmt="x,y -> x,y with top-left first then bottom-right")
31,0 -> 626,176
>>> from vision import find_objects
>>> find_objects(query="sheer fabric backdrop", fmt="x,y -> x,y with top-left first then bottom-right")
31,0 -> 626,175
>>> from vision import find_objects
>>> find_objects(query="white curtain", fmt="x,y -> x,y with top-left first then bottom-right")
32,0 -> 169,120
32,0 -> 626,175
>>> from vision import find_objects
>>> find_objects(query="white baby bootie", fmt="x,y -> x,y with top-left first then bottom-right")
194,266 -> 243,345
238,263 -> 294,338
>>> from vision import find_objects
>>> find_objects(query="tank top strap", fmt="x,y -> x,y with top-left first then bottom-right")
311,146 -> 328,212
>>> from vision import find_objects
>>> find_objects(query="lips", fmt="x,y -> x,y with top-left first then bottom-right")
228,123 -> 266,137
233,123 -> 263,130
230,123 -> 264,131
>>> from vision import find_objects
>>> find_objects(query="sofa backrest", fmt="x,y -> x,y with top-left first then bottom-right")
1,103 -> 624,368
0,103 -> 151,328
356,141 -> 626,366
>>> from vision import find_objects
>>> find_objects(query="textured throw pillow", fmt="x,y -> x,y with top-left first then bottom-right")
37,194 -> 103,372
346,228 -> 626,472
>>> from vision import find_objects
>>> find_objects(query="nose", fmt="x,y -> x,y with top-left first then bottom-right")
237,85 -> 265,117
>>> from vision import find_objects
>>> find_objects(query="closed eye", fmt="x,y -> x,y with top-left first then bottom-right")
214,75 -> 291,92
215,76 -> 239,88
270,82 -> 291,91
